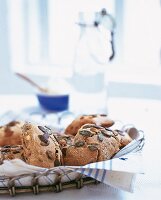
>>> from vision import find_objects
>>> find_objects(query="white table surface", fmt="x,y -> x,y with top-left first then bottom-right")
0,94 -> 161,199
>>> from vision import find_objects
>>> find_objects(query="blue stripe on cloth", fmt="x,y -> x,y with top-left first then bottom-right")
94,162 -> 99,179
101,169 -> 107,182
94,169 -> 100,179
90,169 -> 98,178
87,168 -> 93,177
100,161 -> 106,182
79,167 -> 86,175
74,166 -> 90,178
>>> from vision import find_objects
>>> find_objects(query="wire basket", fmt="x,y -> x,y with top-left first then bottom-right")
0,110 -> 145,196
0,169 -> 99,196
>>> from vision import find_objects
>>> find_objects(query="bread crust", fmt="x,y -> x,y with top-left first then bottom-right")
22,123 -> 62,168
63,124 -> 120,166
64,114 -> 115,136
0,121 -> 23,146
0,145 -> 24,164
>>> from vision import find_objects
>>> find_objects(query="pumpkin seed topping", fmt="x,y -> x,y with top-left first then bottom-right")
75,141 -> 85,147
79,130 -> 93,137
88,144 -> 98,151
97,133 -> 104,142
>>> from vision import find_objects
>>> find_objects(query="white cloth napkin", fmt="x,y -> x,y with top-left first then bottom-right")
0,152 -> 143,192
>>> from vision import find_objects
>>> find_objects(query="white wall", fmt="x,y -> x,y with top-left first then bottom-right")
0,0 -> 160,98
0,0 -> 33,94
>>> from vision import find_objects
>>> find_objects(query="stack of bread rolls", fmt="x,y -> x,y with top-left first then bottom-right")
0,114 -> 132,168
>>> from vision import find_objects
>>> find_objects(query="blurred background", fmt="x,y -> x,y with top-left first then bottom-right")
0,0 -> 161,100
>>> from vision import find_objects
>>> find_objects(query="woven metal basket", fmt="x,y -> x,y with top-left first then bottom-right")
0,111 -> 145,196
0,169 -> 99,196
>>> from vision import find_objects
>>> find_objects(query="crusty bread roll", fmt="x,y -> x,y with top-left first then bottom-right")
64,114 -> 115,136
0,121 -> 24,146
0,145 -> 24,164
21,123 -> 62,168
113,129 -> 133,148
63,124 -> 121,166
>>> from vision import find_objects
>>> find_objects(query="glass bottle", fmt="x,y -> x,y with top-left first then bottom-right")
70,9 -> 115,115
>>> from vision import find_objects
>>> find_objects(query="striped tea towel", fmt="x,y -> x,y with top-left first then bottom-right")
0,152 -> 144,192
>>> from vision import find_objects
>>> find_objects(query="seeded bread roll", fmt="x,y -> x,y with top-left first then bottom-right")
55,134 -> 74,148
63,124 -> 120,166
22,123 -> 62,168
0,121 -> 24,146
64,114 -> 115,136
113,129 -> 133,148
62,146 -> 99,166
0,145 -> 24,164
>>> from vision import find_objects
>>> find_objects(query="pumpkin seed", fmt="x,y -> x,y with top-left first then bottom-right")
88,145 -> 98,151
40,141 -> 50,146
38,126 -> 51,135
79,130 -> 93,137
81,124 -> 93,129
101,129 -> 112,137
82,124 -> 102,129
100,114 -> 107,117
3,145 -> 11,148
44,126 -> 51,130
46,150 -> 55,160
90,114 -> 97,117
97,133 -> 104,142
54,159 -> 61,167
38,134 -> 49,144
62,147 -> 67,156
1,148 -> 10,153
13,150 -> 21,154
75,141 -> 85,147
7,121 -> 19,127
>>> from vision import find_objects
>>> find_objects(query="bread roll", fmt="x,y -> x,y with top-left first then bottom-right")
22,123 -> 62,168
63,124 -> 120,166
0,121 -> 23,146
64,114 -> 114,136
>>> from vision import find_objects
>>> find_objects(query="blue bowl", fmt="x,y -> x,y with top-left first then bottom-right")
37,93 -> 69,112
